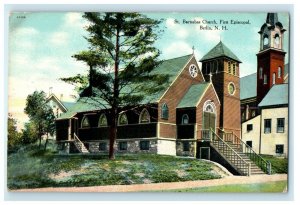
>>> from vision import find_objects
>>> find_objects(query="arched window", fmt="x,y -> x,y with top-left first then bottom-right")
264,74 -> 268,84
272,73 -> 276,85
263,34 -> 269,46
232,63 -> 236,75
139,108 -> 150,123
98,113 -> 108,127
278,66 -> 282,78
274,33 -> 280,48
228,61 -> 231,74
81,116 -> 90,128
118,112 -> 128,125
182,114 -> 189,124
259,67 -> 263,79
161,103 -> 169,119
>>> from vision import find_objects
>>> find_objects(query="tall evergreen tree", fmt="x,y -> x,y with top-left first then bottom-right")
62,12 -> 168,159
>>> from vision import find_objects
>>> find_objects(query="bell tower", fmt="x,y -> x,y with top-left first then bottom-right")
257,13 -> 286,104
200,41 -> 241,138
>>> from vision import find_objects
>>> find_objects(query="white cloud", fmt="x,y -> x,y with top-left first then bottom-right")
49,31 -> 69,46
64,12 -> 89,29
12,27 -> 39,37
162,41 -> 202,60
166,18 -> 189,39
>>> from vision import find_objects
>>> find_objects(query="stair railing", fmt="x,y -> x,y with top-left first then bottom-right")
217,128 -> 271,174
74,133 -> 89,153
210,129 -> 250,176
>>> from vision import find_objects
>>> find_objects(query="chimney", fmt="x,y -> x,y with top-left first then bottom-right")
60,94 -> 63,101
49,87 -> 53,97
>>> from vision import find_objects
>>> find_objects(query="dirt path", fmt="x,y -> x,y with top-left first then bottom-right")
13,174 -> 287,192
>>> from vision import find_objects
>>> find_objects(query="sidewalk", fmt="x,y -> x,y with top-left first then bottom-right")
14,174 -> 287,192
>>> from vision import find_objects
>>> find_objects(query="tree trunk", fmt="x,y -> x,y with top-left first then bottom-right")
108,21 -> 120,160
44,133 -> 49,151
109,108 -> 117,160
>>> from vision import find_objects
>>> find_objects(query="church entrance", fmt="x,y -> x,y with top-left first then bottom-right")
202,101 -> 216,140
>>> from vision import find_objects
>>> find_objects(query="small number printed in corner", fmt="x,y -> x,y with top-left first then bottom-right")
16,15 -> 26,19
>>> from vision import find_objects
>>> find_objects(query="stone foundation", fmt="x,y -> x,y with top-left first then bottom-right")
176,140 -> 196,157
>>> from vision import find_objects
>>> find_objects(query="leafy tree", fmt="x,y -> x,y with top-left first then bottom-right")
24,91 -> 56,149
62,12 -> 168,159
21,121 -> 39,145
7,114 -> 21,152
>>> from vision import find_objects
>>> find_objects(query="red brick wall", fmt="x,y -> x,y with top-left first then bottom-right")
158,55 -> 205,139
257,49 -> 285,104
159,123 -> 177,138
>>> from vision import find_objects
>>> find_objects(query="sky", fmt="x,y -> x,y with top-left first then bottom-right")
8,12 -> 289,129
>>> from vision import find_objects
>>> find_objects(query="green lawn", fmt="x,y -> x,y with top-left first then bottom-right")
164,181 -> 287,192
7,141 -> 221,189
260,155 -> 288,174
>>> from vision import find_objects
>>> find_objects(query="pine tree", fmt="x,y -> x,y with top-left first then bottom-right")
62,12 -> 168,159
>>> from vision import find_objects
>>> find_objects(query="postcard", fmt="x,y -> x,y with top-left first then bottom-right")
7,11 -> 289,193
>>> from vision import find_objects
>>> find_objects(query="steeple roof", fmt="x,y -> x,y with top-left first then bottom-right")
200,41 -> 241,63
266,13 -> 278,26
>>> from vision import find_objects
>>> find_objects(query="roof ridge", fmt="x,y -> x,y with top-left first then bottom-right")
162,54 -> 193,62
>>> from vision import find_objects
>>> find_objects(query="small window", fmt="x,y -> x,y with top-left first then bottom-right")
140,141 -> 150,150
228,61 -> 231,74
232,63 -> 236,75
99,142 -> 107,151
242,112 -> 245,121
161,103 -> 169,119
264,74 -> 268,84
247,124 -> 253,132
276,145 -> 284,154
277,118 -> 285,133
118,112 -> 128,125
183,141 -> 190,152
259,67 -> 263,79
278,66 -> 282,78
251,110 -> 256,117
182,114 -> 189,124
119,142 -> 127,151
139,109 -> 150,123
98,114 -> 108,127
81,116 -> 90,128
246,141 -> 252,148
272,73 -> 276,85
264,119 -> 272,134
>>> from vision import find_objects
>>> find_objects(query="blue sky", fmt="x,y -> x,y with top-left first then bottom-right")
8,12 -> 289,128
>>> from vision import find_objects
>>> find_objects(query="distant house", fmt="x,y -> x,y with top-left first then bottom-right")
242,84 -> 288,157
46,93 -> 75,118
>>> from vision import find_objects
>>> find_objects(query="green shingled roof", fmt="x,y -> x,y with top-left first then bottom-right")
58,97 -> 109,119
58,54 -> 193,119
240,73 -> 257,100
177,83 -> 210,108
258,84 -> 288,107
200,41 -> 241,62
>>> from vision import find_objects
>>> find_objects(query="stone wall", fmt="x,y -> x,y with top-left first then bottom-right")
176,140 -> 196,157
82,138 -> 158,154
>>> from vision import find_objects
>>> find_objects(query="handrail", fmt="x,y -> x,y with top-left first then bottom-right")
217,128 -> 271,174
73,133 -> 89,153
210,129 -> 250,176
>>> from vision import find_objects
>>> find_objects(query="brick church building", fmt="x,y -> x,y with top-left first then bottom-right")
55,13 -> 287,175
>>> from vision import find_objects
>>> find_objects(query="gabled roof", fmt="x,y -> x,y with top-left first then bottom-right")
240,73 -> 257,100
177,83 -> 210,108
58,97 -> 108,119
200,41 -> 241,63
61,101 -> 76,110
47,94 -> 68,112
258,84 -> 288,107
58,54 -> 194,119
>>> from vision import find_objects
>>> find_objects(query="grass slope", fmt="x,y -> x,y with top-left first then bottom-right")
7,141 -> 221,189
